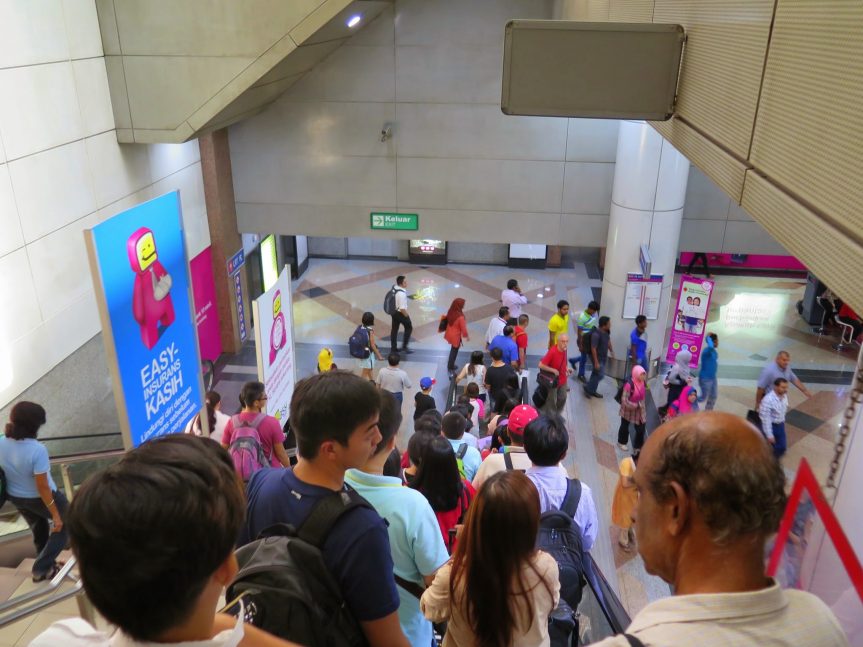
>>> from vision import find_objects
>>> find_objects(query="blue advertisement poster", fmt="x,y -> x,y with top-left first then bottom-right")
87,192 -> 203,448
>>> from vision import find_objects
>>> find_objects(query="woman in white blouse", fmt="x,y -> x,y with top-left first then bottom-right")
421,470 -> 560,647
183,390 -> 229,440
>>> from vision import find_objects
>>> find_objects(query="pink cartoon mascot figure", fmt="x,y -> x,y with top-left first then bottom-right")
127,227 -> 175,350
269,290 -> 287,365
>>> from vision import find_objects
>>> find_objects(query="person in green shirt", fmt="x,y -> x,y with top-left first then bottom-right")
570,300 -> 600,383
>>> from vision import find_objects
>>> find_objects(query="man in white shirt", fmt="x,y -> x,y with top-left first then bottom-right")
30,435 -> 298,647
588,412 -> 848,647
523,415 -> 598,552
390,275 -> 413,355
501,279 -> 528,323
485,306 -> 510,349
472,404 -> 539,490
759,377 -> 790,458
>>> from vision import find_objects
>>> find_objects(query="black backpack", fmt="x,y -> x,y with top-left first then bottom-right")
347,325 -> 370,359
537,478 -> 586,609
548,599 -> 579,647
613,379 -> 634,404
227,490 -> 372,647
383,287 -> 397,315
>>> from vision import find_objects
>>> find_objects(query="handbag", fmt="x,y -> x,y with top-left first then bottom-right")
438,315 -> 447,333
537,369 -> 558,390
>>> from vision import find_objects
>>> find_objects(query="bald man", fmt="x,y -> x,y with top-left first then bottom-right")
589,412 -> 847,647
756,350 -> 811,407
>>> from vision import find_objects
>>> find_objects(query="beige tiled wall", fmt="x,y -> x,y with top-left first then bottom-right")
0,1 -> 210,409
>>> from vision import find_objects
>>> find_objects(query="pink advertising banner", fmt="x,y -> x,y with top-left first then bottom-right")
189,247 -> 222,362
666,274 -> 715,368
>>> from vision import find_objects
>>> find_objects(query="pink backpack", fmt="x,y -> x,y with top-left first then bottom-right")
228,414 -> 268,482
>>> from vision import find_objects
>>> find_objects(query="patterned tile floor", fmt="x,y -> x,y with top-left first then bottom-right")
212,258 -> 857,620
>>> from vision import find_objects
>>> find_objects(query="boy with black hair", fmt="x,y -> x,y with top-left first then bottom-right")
523,415 -> 599,552
242,371 -> 410,647
346,390 -> 449,646
31,435 -> 298,646
376,353 -> 413,404
440,411 -> 482,481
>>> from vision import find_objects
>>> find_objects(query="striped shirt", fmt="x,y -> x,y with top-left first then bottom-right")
589,581 -> 848,647
576,309 -> 598,332
759,390 -> 788,436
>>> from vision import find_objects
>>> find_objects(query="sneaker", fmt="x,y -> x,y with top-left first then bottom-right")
569,358 -> 578,370
583,387 -> 596,398
401,347 -> 414,354
593,392 -> 604,399
577,375 -> 587,384
617,443 -> 629,451
32,564 -> 61,583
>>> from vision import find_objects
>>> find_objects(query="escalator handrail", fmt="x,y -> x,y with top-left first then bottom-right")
585,552 -> 632,634
520,375 -> 529,405
446,375 -> 458,411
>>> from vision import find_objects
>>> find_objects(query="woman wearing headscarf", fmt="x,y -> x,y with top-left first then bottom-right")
666,385 -> 699,420
660,348 -> 692,416
444,298 -> 469,374
617,365 -> 647,455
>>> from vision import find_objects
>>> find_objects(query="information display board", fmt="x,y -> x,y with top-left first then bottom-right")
85,192 -> 204,448
253,266 -> 295,424
623,273 -> 663,319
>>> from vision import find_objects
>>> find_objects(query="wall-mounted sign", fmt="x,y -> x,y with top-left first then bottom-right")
261,234 -> 279,292
234,271 -> 247,342
227,248 -> 245,275
623,273 -> 663,320
371,212 -> 419,231
253,266 -> 295,424
85,192 -> 204,449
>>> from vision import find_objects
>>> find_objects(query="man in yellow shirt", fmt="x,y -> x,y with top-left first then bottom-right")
548,300 -> 570,348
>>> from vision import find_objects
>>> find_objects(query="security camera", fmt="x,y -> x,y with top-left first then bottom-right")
380,123 -> 393,142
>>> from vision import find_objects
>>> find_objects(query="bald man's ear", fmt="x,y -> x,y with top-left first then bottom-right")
665,481 -> 690,537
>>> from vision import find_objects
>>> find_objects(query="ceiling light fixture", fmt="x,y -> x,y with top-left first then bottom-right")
347,15 -> 361,28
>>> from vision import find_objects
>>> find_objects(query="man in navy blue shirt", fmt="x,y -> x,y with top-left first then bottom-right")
242,372 -> 410,647
488,325 -> 519,368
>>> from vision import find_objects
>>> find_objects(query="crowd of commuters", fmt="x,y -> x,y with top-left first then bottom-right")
4,273 -> 846,647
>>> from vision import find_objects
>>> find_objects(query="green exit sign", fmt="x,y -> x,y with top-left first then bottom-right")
370,212 -> 418,231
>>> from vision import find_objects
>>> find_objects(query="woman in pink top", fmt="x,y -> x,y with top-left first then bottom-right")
220,381 -> 291,471
421,470 -> 560,647
444,298 -> 470,374
666,385 -> 699,420
617,365 -> 647,455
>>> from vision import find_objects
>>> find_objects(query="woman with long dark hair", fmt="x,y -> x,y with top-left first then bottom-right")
411,435 -> 475,549
443,298 -> 469,374
0,402 -> 69,581
421,470 -> 559,646
183,390 -> 229,440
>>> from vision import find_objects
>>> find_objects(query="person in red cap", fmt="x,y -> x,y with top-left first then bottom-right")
471,404 -> 543,490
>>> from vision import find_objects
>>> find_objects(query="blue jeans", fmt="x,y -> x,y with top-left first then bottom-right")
576,353 -> 588,378
699,377 -> 718,410
771,422 -> 787,458
9,490 -> 69,578
586,359 -> 606,394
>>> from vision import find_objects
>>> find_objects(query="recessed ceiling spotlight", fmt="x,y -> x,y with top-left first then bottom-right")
347,15 -> 361,28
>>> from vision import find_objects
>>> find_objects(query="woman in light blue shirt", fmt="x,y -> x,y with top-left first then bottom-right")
0,402 -> 68,581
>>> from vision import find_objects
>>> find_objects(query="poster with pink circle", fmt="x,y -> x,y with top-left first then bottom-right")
666,275 -> 715,368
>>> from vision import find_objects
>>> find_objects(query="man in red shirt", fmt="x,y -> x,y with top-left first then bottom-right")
538,333 -> 573,414
514,314 -> 530,370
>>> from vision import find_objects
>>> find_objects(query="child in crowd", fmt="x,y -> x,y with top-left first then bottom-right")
317,347 -> 334,372
414,377 -> 437,421
456,351 -> 487,402
612,456 -> 638,551
452,399 -> 480,449
464,383 -> 485,430
376,353 -> 413,404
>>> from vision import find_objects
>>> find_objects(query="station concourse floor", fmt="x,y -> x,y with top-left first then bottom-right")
211,257 -> 858,620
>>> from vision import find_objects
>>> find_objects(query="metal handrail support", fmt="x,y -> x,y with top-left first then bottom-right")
0,580 -> 83,628
0,557 -> 77,614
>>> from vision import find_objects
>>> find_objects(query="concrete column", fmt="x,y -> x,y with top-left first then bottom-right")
600,121 -> 690,362
199,129 -> 248,354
